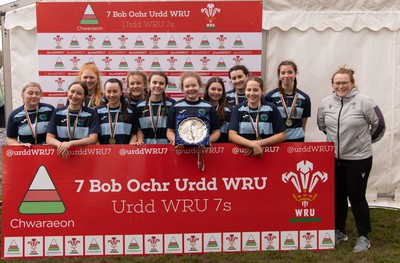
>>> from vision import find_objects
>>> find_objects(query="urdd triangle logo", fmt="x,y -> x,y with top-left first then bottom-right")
19,165 -> 66,214
80,4 -> 99,25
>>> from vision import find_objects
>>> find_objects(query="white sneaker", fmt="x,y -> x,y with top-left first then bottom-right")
353,236 -> 370,253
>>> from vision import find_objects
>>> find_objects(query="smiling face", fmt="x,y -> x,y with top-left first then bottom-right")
279,65 -> 296,89
80,69 -> 98,93
149,74 -> 167,99
22,86 -> 42,110
229,69 -> 248,94
182,76 -> 200,102
332,73 -> 354,97
128,75 -> 146,99
105,82 -> 123,107
245,80 -> 263,108
68,84 -> 86,109
207,82 -> 223,103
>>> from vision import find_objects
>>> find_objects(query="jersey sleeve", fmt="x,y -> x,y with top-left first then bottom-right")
209,106 -> 221,131
166,104 -> 176,129
88,109 -> 101,135
46,109 -> 59,135
227,105 -> 240,132
6,110 -> 18,139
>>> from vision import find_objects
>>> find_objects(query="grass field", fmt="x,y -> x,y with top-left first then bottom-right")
1,208 -> 399,262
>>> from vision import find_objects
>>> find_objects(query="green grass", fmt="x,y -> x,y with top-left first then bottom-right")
1,208 -> 399,262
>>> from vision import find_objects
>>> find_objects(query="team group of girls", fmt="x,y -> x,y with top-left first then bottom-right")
7,61 -> 311,158
7,60 -> 386,253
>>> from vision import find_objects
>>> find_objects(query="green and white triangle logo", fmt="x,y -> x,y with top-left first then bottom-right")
19,165 -> 66,214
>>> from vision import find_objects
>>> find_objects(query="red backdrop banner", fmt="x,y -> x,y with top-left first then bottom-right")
2,143 -> 334,259
36,1 -> 262,33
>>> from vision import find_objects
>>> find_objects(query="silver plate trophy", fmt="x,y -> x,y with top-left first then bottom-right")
176,117 -> 209,146
176,116 -> 210,172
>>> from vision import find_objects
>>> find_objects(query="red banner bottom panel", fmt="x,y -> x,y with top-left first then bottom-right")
2,143 -> 335,259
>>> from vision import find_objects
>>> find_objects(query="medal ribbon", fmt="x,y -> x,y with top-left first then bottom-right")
247,103 -> 260,140
84,95 -> 94,107
67,107 -> 82,140
235,91 -> 239,106
149,101 -> 162,139
198,151 -> 205,172
108,105 -> 121,140
280,93 -> 298,123
24,106 -> 38,144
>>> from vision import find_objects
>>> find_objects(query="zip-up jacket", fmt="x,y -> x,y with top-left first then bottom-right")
317,88 -> 385,160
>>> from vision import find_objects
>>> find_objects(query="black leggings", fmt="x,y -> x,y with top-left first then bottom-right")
334,157 -> 372,238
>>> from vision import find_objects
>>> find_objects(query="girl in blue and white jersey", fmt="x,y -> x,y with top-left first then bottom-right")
265,60 -> 311,142
136,71 -> 174,144
228,76 -> 286,157
126,71 -> 148,107
46,81 -> 100,158
166,72 -> 220,148
97,78 -> 137,144
203,77 -> 232,143
7,82 -> 55,147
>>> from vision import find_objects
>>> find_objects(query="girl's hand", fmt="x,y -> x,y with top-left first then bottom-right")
250,141 -> 263,157
175,144 -> 184,150
57,141 -> 73,159
244,147 -> 254,156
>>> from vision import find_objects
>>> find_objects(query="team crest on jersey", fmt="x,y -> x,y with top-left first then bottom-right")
39,114 -> 48,121
296,99 -> 302,107
198,109 -> 206,115
260,114 -> 268,121
77,120 -> 85,126
162,108 -> 169,115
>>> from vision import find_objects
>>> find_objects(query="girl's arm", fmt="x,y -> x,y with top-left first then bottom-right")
6,137 -> 27,146
47,133 -> 98,159
302,118 -> 308,131
209,129 -> 221,143
229,130 -> 262,156
46,133 -> 62,148
136,129 -> 144,145
166,128 -> 176,145
258,131 -> 286,147
129,133 -> 138,145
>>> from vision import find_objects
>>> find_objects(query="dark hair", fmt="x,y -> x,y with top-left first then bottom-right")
126,71 -> 148,104
203,77 -> 227,125
331,65 -> 355,84
277,60 -> 298,115
142,71 -> 169,117
68,80 -> 89,96
104,78 -> 130,122
245,76 -> 265,91
228,65 -> 250,79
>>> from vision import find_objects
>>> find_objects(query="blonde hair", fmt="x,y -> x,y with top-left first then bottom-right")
21,82 -> 42,94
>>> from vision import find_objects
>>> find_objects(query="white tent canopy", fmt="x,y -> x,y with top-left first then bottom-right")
264,0 -> 400,31
2,0 -> 400,207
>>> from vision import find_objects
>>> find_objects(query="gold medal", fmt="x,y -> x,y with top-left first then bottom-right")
107,104 -> 120,145
286,119 -> 292,127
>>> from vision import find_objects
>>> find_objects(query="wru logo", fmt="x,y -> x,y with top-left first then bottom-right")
282,160 -> 328,208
